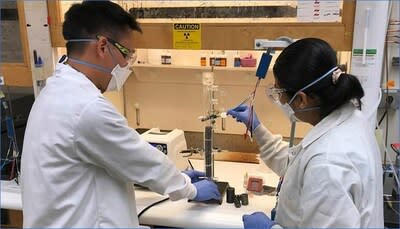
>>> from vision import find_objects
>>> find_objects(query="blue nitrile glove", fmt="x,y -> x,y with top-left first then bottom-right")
227,104 -> 260,130
193,180 -> 221,202
242,212 -> 277,229
182,170 -> 205,183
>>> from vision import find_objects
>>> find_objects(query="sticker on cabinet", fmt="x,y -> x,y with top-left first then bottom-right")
173,23 -> 201,50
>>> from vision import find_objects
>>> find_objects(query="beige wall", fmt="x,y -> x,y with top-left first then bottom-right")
124,66 -> 312,138
104,90 -> 125,115
55,48 -> 350,139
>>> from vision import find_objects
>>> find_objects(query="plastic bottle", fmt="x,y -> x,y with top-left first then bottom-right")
220,50 -> 227,67
161,50 -> 171,65
243,171 -> 248,188
214,51 -> 221,67
234,51 -> 241,67
209,51 -> 215,66
165,50 -> 171,65
200,52 -> 207,66
161,50 -> 167,64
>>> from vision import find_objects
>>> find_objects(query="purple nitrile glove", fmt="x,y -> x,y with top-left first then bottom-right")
193,180 -> 221,202
242,212 -> 277,229
227,104 -> 260,130
182,170 -> 206,183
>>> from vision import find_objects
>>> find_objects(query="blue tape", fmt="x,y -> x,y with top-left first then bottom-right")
6,117 -> 14,139
0,100 -> 2,158
271,207 -> 276,220
256,52 -> 272,79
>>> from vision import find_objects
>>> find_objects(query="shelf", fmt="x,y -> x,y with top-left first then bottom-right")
132,63 -> 272,86
133,63 -> 257,72
49,1 -> 356,50
382,88 -> 400,94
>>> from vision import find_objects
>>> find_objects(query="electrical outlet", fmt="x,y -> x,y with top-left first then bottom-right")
383,165 -> 395,195
379,91 -> 399,110
393,57 -> 400,67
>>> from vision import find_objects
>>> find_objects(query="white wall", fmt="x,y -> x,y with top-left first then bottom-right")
351,0 -> 399,164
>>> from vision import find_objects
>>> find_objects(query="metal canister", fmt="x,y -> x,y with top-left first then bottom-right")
226,186 -> 235,203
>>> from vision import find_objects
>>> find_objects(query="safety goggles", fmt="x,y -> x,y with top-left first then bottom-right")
96,35 -> 137,63
265,84 -> 288,103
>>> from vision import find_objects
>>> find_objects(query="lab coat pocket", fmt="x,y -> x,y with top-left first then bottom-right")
278,184 -> 301,225
279,179 -> 300,210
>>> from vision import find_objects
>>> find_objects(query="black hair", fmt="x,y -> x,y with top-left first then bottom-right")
63,0 -> 142,56
273,38 -> 364,118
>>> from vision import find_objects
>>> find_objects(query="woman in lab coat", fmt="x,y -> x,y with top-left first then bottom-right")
21,1 -> 220,228
228,38 -> 384,228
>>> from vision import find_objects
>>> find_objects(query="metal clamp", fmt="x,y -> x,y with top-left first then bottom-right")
254,36 -> 294,50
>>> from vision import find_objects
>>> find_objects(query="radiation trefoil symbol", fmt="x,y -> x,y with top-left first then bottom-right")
184,32 -> 190,39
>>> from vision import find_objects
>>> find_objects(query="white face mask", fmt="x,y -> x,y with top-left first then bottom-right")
106,63 -> 132,91
273,66 -> 339,123
278,101 -> 298,123
277,100 -> 321,123
67,38 -> 135,92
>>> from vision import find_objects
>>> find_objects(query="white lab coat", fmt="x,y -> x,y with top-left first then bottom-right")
21,63 -> 196,228
254,103 -> 384,228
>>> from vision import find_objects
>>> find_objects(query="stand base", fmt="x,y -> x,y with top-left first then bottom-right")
189,181 -> 229,205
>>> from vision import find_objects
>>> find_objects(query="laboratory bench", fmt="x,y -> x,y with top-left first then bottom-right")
1,159 -> 279,228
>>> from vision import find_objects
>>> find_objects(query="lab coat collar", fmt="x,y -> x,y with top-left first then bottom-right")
300,103 -> 357,149
55,63 -> 101,94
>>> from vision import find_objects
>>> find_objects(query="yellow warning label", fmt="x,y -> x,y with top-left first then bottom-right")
173,23 -> 201,50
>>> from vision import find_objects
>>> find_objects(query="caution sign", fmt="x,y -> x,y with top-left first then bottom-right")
173,23 -> 201,50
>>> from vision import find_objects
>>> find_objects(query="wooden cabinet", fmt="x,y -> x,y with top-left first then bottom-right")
0,209 -> 23,228
0,1 -> 32,87
47,0 -> 356,136
48,0 -> 356,51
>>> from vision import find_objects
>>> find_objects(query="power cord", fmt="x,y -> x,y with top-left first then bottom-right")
378,96 -> 394,126
384,195 -> 400,216
137,197 -> 170,218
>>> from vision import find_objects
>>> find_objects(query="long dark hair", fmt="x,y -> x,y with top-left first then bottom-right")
273,38 -> 364,118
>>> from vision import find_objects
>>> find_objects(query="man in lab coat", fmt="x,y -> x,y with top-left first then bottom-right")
21,1 -> 220,228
